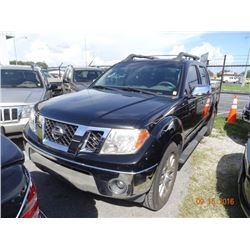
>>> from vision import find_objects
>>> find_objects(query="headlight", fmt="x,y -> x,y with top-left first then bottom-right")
28,108 -> 37,132
100,129 -> 150,155
22,105 -> 33,118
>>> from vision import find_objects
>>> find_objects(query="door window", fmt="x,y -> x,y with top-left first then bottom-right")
199,66 -> 209,85
185,65 -> 199,93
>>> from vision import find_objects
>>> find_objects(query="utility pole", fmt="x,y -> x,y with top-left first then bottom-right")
243,47 -> 250,86
13,37 -> 17,65
13,36 -> 28,65
84,37 -> 87,67
242,34 -> 250,86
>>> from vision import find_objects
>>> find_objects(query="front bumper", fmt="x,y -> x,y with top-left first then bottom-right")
1,118 -> 29,138
238,162 -> 250,217
242,109 -> 250,123
24,136 -> 157,201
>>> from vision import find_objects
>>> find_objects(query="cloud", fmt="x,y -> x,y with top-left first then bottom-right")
169,45 -> 186,55
22,32 -> 204,66
16,33 -> 235,70
24,40 -> 83,66
189,42 -> 234,64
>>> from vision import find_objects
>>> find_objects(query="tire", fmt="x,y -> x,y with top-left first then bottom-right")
143,142 -> 179,211
205,108 -> 216,136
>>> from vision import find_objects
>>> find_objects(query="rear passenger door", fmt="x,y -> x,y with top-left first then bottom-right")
198,66 -> 212,123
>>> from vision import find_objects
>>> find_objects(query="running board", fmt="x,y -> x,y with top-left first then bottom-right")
179,126 -> 208,165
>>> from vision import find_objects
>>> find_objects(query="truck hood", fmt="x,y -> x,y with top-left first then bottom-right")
38,88 -> 176,128
1,135 -> 24,168
0,88 -> 45,105
75,81 -> 92,90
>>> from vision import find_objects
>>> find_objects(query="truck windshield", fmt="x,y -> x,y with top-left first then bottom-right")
0,69 -> 43,88
93,61 -> 182,96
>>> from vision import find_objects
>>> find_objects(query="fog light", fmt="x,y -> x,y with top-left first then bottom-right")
108,179 -> 127,195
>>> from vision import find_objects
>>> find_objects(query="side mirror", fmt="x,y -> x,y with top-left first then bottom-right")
63,77 -> 70,83
191,85 -> 212,97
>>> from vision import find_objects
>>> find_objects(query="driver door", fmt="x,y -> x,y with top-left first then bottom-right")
181,65 -> 202,141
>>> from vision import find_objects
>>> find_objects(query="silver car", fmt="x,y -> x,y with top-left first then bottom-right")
0,65 -> 54,138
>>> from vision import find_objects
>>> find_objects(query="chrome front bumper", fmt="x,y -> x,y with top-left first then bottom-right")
25,137 -> 157,201
1,118 -> 29,136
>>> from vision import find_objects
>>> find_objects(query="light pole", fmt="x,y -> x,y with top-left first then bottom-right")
13,36 -> 28,64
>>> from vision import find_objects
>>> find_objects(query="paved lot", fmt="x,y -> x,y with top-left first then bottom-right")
21,149 -> 191,218
218,93 -> 249,115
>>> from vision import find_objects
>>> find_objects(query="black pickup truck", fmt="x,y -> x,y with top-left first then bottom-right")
23,52 -> 220,211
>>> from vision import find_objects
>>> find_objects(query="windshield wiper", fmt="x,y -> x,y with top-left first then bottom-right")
118,86 -> 156,96
92,85 -> 120,92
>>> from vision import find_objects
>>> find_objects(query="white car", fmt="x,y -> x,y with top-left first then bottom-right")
223,76 -> 239,83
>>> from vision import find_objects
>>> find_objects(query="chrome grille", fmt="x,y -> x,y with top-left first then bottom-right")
84,131 -> 104,152
44,118 -> 78,147
0,107 -> 19,123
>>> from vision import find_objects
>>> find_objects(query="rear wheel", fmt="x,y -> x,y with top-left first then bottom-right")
143,142 -> 179,211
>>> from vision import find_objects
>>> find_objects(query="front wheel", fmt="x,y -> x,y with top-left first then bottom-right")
143,142 -> 179,211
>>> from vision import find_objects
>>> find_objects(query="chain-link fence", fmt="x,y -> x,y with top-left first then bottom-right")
207,54 -> 250,89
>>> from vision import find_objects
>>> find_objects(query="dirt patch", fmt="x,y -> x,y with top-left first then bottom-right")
178,129 -> 246,218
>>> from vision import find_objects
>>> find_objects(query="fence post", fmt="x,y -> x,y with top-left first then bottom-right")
219,55 -> 227,92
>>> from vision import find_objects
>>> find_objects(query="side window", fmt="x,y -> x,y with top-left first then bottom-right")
199,66 -> 209,85
185,65 -> 199,92
87,71 -> 98,81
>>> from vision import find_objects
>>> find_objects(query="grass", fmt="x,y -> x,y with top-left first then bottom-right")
178,147 -> 244,218
214,116 -> 249,141
178,148 -> 225,217
221,83 -> 250,93
178,115 -> 248,218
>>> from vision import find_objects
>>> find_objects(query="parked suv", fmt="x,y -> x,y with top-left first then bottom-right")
62,65 -> 103,93
24,53 -> 220,211
0,65 -> 55,138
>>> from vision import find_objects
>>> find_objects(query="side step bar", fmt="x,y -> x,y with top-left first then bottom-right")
179,126 -> 208,165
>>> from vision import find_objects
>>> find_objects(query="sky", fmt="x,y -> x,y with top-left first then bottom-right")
5,31 -> 250,70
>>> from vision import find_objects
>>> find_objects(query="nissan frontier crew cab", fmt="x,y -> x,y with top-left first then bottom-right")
24,52 -> 220,211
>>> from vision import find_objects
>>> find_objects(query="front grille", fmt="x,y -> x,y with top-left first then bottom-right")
84,131 -> 104,152
0,107 -> 19,123
44,118 -> 78,147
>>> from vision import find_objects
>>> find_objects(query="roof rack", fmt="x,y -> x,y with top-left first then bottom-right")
150,54 -> 178,58
122,54 -> 157,62
176,52 -> 200,61
122,52 -> 200,62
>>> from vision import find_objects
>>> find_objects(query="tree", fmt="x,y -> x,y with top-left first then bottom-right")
35,62 -> 48,69
217,70 -> 230,77
9,60 -> 48,69
240,70 -> 250,78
